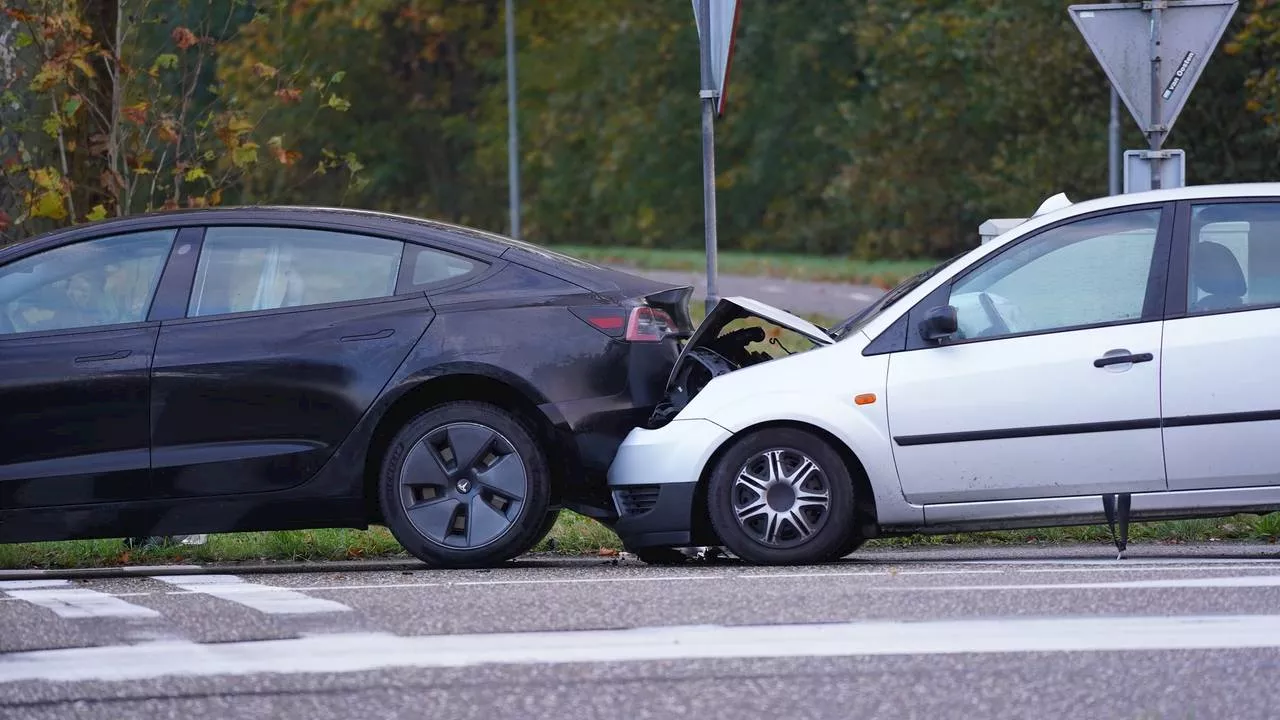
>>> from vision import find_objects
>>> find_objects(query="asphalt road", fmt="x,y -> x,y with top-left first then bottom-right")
4,543 -> 1280,720
606,265 -> 885,320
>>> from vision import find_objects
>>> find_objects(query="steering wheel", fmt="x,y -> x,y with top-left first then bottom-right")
977,292 -> 1012,336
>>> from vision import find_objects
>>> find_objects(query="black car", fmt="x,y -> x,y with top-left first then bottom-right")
0,207 -> 693,567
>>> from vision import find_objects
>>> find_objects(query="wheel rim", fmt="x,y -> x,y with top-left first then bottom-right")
398,422 -> 528,550
732,448 -> 831,549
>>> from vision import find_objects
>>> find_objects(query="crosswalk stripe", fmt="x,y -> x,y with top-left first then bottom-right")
2,586 -> 161,619
149,574 -> 350,615
5,613 -> 1280,683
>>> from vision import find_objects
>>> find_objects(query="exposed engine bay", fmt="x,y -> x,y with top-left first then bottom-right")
647,297 -> 834,428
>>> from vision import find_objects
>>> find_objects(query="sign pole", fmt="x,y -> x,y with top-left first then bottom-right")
697,0 -> 719,316
505,0 -> 520,239
1108,0 -> 1122,196
1148,1 -> 1164,189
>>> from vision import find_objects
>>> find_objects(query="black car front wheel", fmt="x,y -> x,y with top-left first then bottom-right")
706,428 -> 859,566
379,401 -> 552,568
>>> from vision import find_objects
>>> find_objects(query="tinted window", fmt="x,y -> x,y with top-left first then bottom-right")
0,230 -> 175,335
412,246 -> 479,286
189,227 -> 403,317
1186,202 -> 1280,314
947,209 -> 1161,340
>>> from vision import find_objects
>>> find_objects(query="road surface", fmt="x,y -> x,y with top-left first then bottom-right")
607,265 -> 885,320
4,543 -> 1280,719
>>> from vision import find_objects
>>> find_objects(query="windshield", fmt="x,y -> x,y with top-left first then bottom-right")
829,251 -> 969,339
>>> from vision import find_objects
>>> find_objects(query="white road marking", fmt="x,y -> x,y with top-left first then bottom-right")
849,292 -> 878,301
894,574 -> 1280,593
149,574 -> 350,615
959,557 -> 1280,566
5,614 -> 1280,683
2,587 -> 160,619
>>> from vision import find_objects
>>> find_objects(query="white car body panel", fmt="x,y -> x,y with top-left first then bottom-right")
1162,309 -> 1280,491
886,322 -> 1167,504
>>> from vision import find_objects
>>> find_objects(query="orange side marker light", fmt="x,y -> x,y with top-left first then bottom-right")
854,393 -> 877,406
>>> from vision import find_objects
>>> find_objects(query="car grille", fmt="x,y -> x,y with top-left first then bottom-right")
613,485 -> 661,517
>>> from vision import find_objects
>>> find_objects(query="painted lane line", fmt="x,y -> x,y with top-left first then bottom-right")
2,588 -> 161,619
149,575 -> 350,615
885,574 -> 1280,593
956,557 -> 1280,566
5,613 -> 1280,684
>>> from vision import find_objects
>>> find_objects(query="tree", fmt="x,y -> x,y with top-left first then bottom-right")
0,0 -> 361,245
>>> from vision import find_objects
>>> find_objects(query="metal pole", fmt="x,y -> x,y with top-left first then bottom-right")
1109,87 -> 1121,195
697,0 -> 719,315
1148,2 -> 1164,189
1108,0 -> 1122,195
505,0 -> 520,239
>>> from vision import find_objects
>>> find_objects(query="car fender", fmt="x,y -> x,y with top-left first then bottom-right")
685,388 -> 923,528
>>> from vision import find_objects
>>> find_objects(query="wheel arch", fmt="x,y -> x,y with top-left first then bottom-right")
361,368 -> 568,523
691,419 -> 881,544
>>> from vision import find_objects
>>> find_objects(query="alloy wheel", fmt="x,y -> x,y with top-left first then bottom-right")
731,448 -> 832,548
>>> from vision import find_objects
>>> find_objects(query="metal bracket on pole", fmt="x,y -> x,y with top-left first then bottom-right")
699,90 -> 718,100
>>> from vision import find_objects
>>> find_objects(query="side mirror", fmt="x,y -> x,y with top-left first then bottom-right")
919,305 -> 958,342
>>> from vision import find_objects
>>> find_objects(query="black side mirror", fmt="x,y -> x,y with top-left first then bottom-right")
919,305 -> 958,342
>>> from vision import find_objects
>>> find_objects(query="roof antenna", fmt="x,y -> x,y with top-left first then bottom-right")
1101,493 -> 1132,560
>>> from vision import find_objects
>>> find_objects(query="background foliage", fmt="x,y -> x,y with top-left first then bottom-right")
2,0 -> 1279,258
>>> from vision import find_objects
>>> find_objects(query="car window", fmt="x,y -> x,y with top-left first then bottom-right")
947,209 -> 1162,340
1185,202 -> 1280,314
412,246 -> 479,286
189,227 -> 404,317
0,230 -> 175,335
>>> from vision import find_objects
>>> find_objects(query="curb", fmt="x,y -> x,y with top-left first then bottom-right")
0,559 -> 428,581
0,553 -> 633,581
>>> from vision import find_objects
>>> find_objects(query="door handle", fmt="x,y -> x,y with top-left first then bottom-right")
75,349 -> 132,364
1093,351 -> 1153,368
340,328 -> 395,342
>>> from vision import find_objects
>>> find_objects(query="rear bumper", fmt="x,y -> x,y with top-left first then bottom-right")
606,418 -> 733,548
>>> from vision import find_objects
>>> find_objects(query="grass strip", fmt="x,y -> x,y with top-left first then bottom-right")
1,510 -> 1277,570
551,245 -> 936,289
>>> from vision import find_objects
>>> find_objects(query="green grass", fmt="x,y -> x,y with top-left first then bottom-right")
551,245 -> 936,288
1,510 -> 1277,570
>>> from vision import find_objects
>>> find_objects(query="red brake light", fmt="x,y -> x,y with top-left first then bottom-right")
626,306 -> 676,342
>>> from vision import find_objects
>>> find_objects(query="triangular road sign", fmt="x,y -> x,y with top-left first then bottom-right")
691,0 -> 742,115
1069,1 -> 1237,142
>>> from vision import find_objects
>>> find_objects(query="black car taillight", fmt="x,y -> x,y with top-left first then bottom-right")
571,305 -> 677,342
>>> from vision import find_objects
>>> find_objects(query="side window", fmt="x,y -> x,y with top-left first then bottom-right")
410,246 -> 480,287
189,227 -> 404,317
0,229 -> 175,336
1186,202 -> 1280,314
947,209 -> 1162,340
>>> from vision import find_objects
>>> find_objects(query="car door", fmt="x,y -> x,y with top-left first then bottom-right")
0,228 -> 178,509
1161,198 -> 1280,491
149,225 -> 444,500
885,204 -> 1173,505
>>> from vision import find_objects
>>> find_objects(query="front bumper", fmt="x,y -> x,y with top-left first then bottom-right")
607,418 -> 732,548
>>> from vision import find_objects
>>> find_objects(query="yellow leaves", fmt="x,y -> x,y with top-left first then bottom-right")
232,142 -> 259,168
184,166 -> 208,182
85,204 -> 108,222
123,102 -> 148,124
31,168 -> 61,192
151,54 -> 179,72
31,190 -> 67,220
325,94 -> 351,111
252,62 -> 278,79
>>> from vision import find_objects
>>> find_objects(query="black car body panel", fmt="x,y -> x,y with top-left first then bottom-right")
0,207 -> 690,543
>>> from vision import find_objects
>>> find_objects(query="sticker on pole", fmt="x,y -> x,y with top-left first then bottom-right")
691,0 -> 742,115
1068,1 -> 1237,137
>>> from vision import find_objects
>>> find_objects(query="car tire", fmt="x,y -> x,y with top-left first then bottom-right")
379,401 -> 552,569
706,428 -> 858,566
